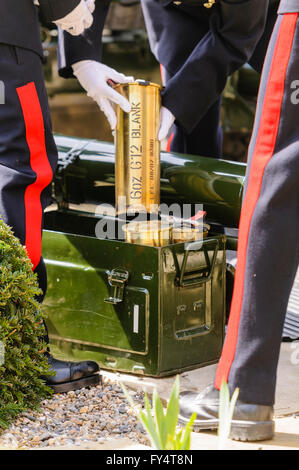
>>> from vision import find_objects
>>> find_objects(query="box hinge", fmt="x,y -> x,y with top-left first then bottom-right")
104,268 -> 129,304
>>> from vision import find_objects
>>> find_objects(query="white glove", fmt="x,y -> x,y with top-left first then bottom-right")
54,0 -> 95,36
72,61 -> 134,130
158,106 -> 175,141
85,0 -> 96,13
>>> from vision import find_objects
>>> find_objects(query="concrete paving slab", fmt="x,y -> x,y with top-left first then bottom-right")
103,342 -> 299,417
189,417 -> 299,450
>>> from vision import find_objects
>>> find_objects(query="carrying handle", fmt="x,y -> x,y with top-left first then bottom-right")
177,238 -> 219,288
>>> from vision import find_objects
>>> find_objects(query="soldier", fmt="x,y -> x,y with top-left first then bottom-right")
56,0 -> 299,440
0,0 -> 101,393
178,0 -> 299,441
58,0 -> 278,158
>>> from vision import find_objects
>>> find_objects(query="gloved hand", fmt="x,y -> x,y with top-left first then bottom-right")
158,106 -> 175,141
72,61 -> 134,130
53,0 -> 95,36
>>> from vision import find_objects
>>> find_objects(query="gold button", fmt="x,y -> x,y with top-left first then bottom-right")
204,0 -> 216,7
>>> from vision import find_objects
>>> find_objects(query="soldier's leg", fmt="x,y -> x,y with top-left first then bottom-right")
162,67 -> 222,157
170,100 -> 222,157
0,45 -> 57,300
142,0 -> 222,157
215,12 -> 299,405
169,104 -> 222,157
0,45 -> 101,392
248,0 -> 279,73
178,12 -> 299,441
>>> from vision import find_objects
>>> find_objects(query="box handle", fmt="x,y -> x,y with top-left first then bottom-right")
104,268 -> 129,304
177,238 -> 219,288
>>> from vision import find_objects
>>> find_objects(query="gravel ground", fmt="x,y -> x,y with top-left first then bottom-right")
0,375 -> 150,449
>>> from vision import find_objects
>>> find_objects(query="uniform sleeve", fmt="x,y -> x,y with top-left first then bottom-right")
39,0 -> 81,22
162,0 -> 270,134
58,0 -> 111,78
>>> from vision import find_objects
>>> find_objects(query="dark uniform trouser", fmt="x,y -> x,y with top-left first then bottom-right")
143,0 -> 223,157
0,44 -> 58,305
161,67 -> 223,158
142,0 -> 278,158
214,13 -> 299,405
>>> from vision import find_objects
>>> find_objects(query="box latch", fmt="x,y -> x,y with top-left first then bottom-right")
104,268 -> 129,304
55,142 -> 89,210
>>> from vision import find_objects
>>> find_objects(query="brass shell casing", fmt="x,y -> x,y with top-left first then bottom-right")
123,220 -> 210,247
123,220 -> 172,247
114,81 -> 162,215
172,223 -> 210,244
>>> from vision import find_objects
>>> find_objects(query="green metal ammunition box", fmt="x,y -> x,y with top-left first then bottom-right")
43,210 -> 226,377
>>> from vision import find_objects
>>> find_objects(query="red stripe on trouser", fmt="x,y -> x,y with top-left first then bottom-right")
17,82 -> 53,270
214,13 -> 298,389
167,132 -> 174,152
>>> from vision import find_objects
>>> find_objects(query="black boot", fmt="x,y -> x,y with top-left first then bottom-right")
42,353 -> 101,394
178,385 -> 274,442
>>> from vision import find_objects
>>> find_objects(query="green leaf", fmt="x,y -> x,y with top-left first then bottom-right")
180,412 -> 197,450
218,380 -> 239,450
143,394 -> 163,449
218,380 -> 229,442
172,428 -> 183,450
153,388 -> 168,448
165,375 -> 180,440
229,387 -> 239,424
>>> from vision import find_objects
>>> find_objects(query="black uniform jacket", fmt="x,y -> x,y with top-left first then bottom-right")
58,0 -> 274,133
0,0 -> 81,58
58,0 -> 110,75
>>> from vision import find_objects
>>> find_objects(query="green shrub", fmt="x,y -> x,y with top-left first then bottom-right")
0,219 -> 52,428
